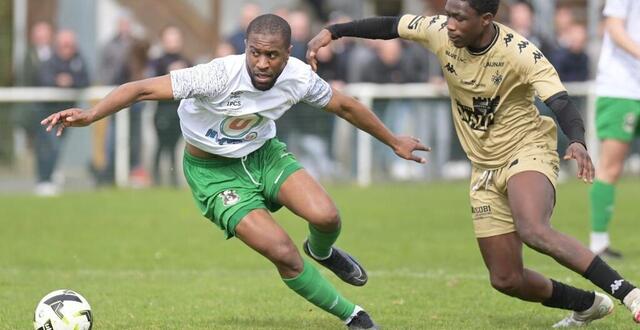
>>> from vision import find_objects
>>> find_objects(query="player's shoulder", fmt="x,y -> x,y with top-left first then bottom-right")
494,23 -> 546,67
280,57 -> 317,85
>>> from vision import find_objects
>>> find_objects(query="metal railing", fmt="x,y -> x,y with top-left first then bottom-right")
0,82 -> 597,186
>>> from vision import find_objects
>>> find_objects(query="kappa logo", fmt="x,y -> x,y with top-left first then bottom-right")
533,51 -> 544,64
517,41 -> 529,53
611,279 -> 624,294
220,190 -> 240,206
504,33 -> 514,47
444,63 -> 457,75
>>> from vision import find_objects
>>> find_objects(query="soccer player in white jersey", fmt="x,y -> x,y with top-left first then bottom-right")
41,14 -> 429,329
306,0 -> 640,327
589,0 -> 640,260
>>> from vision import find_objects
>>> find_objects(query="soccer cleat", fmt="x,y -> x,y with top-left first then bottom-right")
623,288 -> 640,323
346,310 -> 379,330
303,239 -> 368,286
598,247 -> 623,260
552,292 -> 614,328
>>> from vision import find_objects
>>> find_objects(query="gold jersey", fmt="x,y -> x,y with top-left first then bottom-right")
398,15 -> 565,168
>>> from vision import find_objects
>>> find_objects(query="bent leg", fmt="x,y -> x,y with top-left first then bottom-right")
478,232 -> 597,312
478,232 -> 552,301
278,169 -> 341,258
508,171 -> 594,272
509,171 -> 638,305
234,209 -> 356,320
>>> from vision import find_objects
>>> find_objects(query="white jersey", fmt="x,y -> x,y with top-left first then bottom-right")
596,0 -> 640,99
170,55 -> 333,157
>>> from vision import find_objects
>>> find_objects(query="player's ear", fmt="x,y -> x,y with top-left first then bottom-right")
481,13 -> 493,28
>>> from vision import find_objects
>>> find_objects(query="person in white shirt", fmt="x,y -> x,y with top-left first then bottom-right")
589,0 -> 640,259
41,14 -> 428,330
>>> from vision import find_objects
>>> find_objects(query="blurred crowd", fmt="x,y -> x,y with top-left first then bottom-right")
14,0 -> 593,195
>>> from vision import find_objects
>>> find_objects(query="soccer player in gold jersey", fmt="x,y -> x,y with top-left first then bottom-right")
307,0 -> 640,326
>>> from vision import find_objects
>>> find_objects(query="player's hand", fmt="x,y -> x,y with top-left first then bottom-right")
306,29 -> 333,72
392,136 -> 431,164
40,108 -> 94,136
563,142 -> 594,183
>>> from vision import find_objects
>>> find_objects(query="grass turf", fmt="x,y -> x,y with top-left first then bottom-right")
1,178 -> 639,329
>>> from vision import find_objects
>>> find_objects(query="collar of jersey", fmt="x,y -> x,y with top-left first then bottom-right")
466,23 -> 500,56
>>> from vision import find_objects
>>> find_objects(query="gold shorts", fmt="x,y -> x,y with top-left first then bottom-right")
469,144 -> 560,238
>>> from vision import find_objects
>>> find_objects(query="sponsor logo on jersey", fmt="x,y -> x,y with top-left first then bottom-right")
225,91 -> 244,107
220,114 -> 263,138
455,96 -> 500,131
471,205 -> 492,219
491,72 -> 503,86
485,61 -> 504,68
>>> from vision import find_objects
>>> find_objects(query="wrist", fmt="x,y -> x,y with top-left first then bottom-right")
569,140 -> 587,150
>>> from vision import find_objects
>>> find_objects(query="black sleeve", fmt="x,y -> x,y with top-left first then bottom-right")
544,91 -> 586,148
326,16 -> 401,40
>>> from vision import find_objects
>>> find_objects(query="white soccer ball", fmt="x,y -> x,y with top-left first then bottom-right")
33,289 -> 93,330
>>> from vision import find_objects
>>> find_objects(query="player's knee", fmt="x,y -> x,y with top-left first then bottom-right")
269,240 -> 302,272
309,206 -> 341,231
490,273 -> 523,296
599,161 -> 624,183
518,224 -> 552,250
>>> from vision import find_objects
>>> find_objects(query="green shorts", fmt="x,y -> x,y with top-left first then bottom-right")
183,138 -> 303,239
596,97 -> 640,141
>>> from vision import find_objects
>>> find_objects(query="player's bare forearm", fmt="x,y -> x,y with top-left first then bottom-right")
325,90 -> 399,148
41,75 -> 173,136
90,76 -> 173,122
606,17 -> 640,59
324,89 -> 429,163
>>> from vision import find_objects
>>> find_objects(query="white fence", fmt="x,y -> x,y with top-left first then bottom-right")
0,82 -> 596,187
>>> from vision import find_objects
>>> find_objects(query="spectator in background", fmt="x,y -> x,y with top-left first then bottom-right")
226,3 -> 261,54
549,24 -> 590,82
96,15 -> 150,186
508,0 -> 553,55
554,5 -> 576,49
288,10 -> 311,60
215,41 -> 235,58
148,26 -> 190,187
15,22 -> 53,169
36,29 -> 89,196
589,0 -> 640,259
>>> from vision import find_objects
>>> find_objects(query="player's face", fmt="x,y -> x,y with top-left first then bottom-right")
245,33 -> 291,91
444,0 -> 493,48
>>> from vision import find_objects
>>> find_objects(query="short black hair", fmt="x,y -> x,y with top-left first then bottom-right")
462,0 -> 500,16
246,14 -> 291,47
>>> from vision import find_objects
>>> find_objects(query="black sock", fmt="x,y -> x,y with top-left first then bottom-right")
583,256 -> 636,302
542,279 -> 595,312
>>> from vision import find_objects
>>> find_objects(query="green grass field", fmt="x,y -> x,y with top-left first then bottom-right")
1,179 -> 639,329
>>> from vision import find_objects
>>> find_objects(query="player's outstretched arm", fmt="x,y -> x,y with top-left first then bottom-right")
306,17 -> 400,71
41,75 -> 173,136
324,87 -> 429,163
